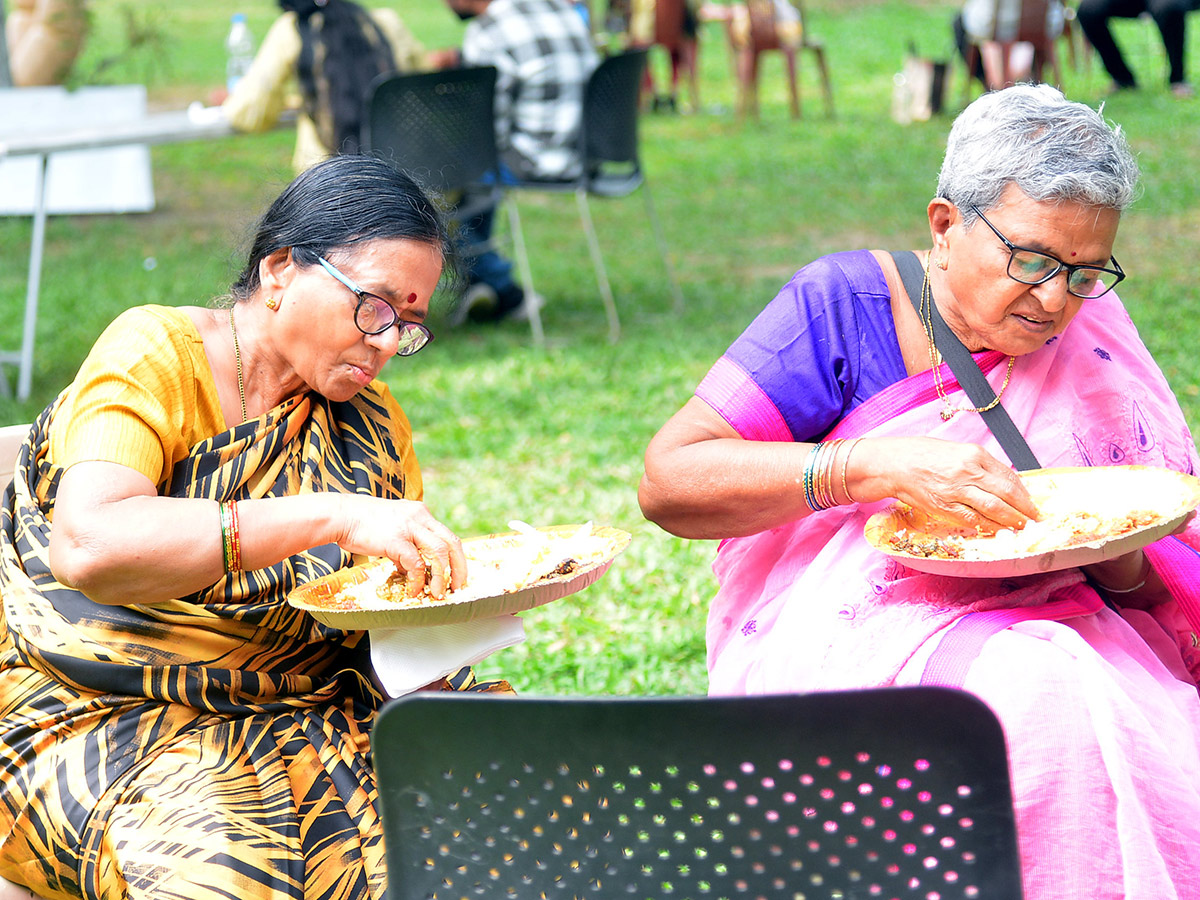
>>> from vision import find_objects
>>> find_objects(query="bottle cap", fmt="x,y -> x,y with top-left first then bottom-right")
232,12 -> 247,23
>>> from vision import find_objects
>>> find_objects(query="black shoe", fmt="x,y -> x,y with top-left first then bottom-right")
494,284 -> 526,320
446,283 -> 498,327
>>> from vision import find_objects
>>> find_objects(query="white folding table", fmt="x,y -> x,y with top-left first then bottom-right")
0,103 -> 239,401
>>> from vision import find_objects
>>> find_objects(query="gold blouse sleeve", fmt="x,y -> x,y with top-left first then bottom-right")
49,307 -> 224,489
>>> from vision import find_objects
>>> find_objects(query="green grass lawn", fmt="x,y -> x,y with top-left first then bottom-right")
2,0 -> 1199,695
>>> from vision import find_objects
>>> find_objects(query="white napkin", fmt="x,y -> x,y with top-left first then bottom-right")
369,614 -> 526,697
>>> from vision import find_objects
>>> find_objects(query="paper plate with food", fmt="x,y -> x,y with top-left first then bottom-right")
864,465 -> 1200,578
287,521 -> 632,628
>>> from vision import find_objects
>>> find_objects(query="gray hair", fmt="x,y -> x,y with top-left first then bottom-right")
936,83 -> 1139,225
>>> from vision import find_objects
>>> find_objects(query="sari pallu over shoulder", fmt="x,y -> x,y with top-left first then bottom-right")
0,385 -> 412,710
706,292 -> 1200,695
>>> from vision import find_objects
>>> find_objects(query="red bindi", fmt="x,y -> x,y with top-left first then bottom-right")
405,292 -> 417,304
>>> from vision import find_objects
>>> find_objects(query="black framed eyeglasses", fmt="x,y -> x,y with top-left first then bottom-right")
317,256 -> 434,357
968,205 -> 1125,299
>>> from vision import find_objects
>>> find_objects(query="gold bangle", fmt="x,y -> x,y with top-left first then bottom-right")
228,500 -> 242,572
841,438 -> 860,505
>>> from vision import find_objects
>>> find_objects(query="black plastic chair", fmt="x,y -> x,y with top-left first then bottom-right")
505,47 -> 683,345
361,66 -> 510,322
372,687 -> 1024,900
362,65 -> 499,204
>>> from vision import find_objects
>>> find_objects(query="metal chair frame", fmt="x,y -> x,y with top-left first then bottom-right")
504,48 -> 683,345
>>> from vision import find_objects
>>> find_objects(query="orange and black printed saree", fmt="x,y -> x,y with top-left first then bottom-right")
0,307 -> 504,900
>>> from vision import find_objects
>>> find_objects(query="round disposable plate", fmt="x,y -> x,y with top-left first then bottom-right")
864,465 -> 1200,578
287,524 -> 631,628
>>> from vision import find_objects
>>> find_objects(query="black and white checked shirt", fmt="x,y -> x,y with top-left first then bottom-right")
462,0 -> 599,180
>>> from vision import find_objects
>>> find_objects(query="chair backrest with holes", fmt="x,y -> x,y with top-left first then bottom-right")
373,687 -> 1024,900
581,49 -> 647,173
361,66 -> 499,196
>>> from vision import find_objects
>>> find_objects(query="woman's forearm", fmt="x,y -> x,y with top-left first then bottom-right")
639,435 -> 820,539
50,492 -> 345,606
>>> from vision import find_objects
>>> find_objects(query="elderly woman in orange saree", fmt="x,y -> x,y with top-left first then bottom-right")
0,155 -> 508,900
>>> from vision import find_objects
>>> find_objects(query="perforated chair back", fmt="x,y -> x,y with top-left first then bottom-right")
361,66 -> 499,196
373,687 -> 1024,900
580,48 -> 647,195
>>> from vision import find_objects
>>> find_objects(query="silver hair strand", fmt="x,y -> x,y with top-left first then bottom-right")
936,83 -> 1140,225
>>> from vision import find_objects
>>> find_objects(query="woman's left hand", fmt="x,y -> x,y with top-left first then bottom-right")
1081,510 -> 1194,608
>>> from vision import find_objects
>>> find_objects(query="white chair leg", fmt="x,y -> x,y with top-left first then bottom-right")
639,181 -> 684,313
503,195 -> 545,348
575,188 -> 621,343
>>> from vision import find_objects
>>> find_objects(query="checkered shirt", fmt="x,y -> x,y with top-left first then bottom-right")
462,0 -> 599,180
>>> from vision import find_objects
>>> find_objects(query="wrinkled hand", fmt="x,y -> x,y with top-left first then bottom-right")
858,437 -> 1039,533
335,496 -> 466,599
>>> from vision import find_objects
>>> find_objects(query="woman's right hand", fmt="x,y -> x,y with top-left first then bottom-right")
334,496 -> 467,600
851,436 -> 1039,533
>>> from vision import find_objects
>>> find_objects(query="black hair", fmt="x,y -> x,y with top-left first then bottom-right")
231,155 -> 462,298
280,0 -> 395,155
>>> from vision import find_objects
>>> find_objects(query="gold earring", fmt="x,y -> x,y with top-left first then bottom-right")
265,296 -> 279,310
936,256 -> 948,270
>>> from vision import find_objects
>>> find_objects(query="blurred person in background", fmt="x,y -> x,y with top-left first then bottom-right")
222,0 -> 429,174
958,0 -> 1065,89
1076,0 -> 1194,96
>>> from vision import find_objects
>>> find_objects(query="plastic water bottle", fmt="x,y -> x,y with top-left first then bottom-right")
225,13 -> 255,94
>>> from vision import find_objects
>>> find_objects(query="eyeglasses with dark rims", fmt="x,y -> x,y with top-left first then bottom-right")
317,256 -> 434,357
968,205 -> 1125,299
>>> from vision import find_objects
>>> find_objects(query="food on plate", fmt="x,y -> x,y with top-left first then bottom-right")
868,466 -> 1200,563
884,506 -> 1161,561
320,522 -> 613,611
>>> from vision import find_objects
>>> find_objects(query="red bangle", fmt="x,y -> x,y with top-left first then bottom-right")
219,500 -> 242,573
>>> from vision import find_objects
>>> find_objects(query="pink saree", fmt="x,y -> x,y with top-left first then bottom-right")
706,293 -> 1200,899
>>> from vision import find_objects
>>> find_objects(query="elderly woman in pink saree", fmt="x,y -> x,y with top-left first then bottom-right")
640,84 -> 1200,899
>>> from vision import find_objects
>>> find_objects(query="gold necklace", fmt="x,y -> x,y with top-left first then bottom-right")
227,307 -> 248,423
920,253 -> 1015,422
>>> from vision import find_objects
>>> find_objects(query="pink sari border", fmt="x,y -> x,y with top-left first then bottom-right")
830,351 -> 1010,440
919,582 -> 1104,688
1145,536 -> 1200,638
696,357 -> 793,443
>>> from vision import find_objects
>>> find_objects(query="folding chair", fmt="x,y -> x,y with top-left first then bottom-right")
505,48 -> 683,345
373,687 -> 1025,899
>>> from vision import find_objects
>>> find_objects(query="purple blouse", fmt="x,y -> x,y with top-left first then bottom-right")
697,250 -> 910,443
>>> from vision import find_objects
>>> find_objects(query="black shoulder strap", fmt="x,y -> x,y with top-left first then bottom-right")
889,250 -> 1041,471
